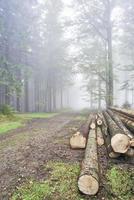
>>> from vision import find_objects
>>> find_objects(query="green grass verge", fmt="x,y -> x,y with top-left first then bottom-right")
15,113 -> 58,119
12,161 -> 85,200
106,165 -> 134,200
0,113 -> 58,135
0,121 -> 22,134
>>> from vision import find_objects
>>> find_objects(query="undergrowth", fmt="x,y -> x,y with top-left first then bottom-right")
12,161 -> 85,200
106,166 -> 134,200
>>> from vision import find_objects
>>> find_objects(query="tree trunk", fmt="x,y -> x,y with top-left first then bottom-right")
97,127 -> 104,146
24,75 -> 29,112
78,129 -> 99,195
103,112 -> 130,153
96,113 -> 103,126
80,114 -> 92,138
107,109 -> 133,139
101,119 -> 120,158
106,0 -> 113,106
110,107 -> 134,119
130,138 -> 134,147
70,131 -> 86,149
119,116 -> 134,133
90,114 -> 96,129
70,114 -> 92,149
60,86 -> 63,109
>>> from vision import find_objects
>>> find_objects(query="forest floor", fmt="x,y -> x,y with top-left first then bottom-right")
0,112 -> 133,200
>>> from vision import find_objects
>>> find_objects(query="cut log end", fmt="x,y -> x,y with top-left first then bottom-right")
97,119 -> 103,126
111,134 -> 130,153
78,175 -> 99,195
70,132 -> 86,149
130,138 -> 134,147
90,123 -> 96,130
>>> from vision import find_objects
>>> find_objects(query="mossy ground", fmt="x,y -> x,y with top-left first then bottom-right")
11,161 -> 85,200
106,165 -> 134,200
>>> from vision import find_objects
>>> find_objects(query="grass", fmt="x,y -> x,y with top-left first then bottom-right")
15,112 -> 58,119
0,121 -> 22,134
0,112 -> 58,135
12,161 -> 85,200
106,165 -> 134,200
74,115 -> 86,121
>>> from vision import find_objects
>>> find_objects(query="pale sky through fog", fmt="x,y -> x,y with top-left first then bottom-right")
38,0 -> 127,109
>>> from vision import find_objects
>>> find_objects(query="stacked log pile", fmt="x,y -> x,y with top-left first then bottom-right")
69,108 -> 134,196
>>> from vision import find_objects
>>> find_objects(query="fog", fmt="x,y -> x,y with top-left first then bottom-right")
0,0 -> 134,112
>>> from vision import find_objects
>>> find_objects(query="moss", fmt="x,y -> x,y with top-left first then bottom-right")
106,166 -> 134,200
12,161 -> 85,200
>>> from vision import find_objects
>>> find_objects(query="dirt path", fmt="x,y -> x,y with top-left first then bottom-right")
0,113 -> 85,200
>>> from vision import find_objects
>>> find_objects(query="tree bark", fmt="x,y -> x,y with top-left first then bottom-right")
101,119 -> 120,158
109,107 -> 134,119
80,114 -> 93,139
106,0 -> 113,106
103,112 -> 130,153
97,127 -> 104,146
78,129 -> 99,195
107,109 -> 133,139
119,116 -> 134,133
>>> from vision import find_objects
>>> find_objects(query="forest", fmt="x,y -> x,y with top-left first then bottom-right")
0,0 -> 133,112
0,0 -> 134,200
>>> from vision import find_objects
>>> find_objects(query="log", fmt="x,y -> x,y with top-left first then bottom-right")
130,138 -> 134,147
96,113 -> 103,126
78,129 -> 99,195
118,115 -> 134,133
101,121 -> 120,158
90,115 -> 96,129
110,111 -> 134,134
107,109 -> 133,139
97,127 -> 104,146
80,114 -> 93,139
110,107 -> 134,119
70,131 -> 86,149
70,114 -> 93,149
100,113 -> 108,136
103,112 -> 130,153
125,148 -> 134,157
115,112 -> 134,122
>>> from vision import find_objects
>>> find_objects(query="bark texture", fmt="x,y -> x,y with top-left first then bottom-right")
78,129 -> 99,195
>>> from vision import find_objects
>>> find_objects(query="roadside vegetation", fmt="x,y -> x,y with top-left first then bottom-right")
0,104 -> 58,135
106,165 -> 134,200
12,161 -> 85,200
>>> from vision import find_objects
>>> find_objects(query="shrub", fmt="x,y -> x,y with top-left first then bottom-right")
0,104 -> 14,116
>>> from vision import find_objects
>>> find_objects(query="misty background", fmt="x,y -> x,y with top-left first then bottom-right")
0,0 -> 134,112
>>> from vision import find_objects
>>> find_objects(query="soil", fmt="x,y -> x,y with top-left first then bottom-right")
0,113 -> 85,200
0,112 -> 133,200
